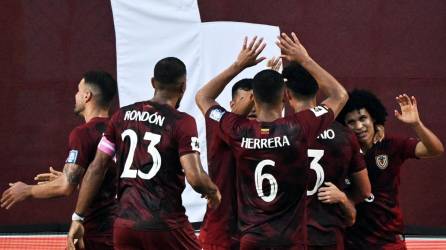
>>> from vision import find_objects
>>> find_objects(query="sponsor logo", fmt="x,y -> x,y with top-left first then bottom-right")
209,108 -> 225,122
375,154 -> 389,169
191,137 -> 200,151
66,150 -> 78,164
260,128 -> 270,135
310,105 -> 328,117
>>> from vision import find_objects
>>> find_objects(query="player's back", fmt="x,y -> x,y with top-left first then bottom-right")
106,100 -> 199,231
306,121 -> 365,248
210,105 -> 334,248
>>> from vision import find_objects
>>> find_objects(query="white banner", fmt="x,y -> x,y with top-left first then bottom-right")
111,0 -> 280,222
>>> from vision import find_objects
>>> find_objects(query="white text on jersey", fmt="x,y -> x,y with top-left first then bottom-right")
317,129 -> 335,140
241,136 -> 290,149
124,110 -> 165,127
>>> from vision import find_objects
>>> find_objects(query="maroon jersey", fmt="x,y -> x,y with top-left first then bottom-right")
66,117 -> 118,238
99,101 -> 200,231
306,122 -> 366,248
207,104 -> 334,248
199,108 -> 238,248
345,134 -> 419,249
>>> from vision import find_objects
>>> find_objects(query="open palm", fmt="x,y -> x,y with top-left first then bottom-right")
394,94 -> 420,125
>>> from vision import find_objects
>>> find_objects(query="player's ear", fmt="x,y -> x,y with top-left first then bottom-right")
151,77 -> 156,89
230,100 -> 235,110
84,90 -> 93,102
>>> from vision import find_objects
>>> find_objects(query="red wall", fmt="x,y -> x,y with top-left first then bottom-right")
1,0 -> 445,233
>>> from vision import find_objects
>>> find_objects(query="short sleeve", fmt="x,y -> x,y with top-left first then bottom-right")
65,128 -> 91,168
348,132 -> 367,174
294,105 -> 335,140
399,136 -> 420,160
205,105 -> 234,144
176,114 -> 201,156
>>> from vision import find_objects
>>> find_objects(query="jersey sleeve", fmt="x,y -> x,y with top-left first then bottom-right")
348,131 -> 367,174
65,127 -> 91,168
206,105 -> 241,145
398,136 -> 420,160
294,105 -> 335,140
175,114 -> 201,156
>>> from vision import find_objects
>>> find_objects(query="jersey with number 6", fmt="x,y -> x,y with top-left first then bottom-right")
306,121 -> 366,248
101,101 -> 200,231
208,105 -> 334,248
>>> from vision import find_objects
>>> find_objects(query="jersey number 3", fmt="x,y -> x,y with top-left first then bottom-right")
120,129 -> 161,180
307,149 -> 325,196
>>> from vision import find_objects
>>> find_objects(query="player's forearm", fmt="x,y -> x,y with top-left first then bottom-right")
74,164 -> 107,215
339,194 -> 356,226
300,58 -> 348,116
30,176 -> 74,199
412,121 -> 444,158
189,169 -> 218,197
195,63 -> 244,114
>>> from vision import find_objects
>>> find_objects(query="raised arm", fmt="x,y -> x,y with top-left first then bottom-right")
180,153 -> 221,208
394,94 -> 444,158
195,36 -> 266,115
276,32 -> 348,117
1,164 -> 84,210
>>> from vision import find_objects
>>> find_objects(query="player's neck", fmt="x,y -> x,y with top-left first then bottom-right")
83,105 -> 109,123
150,93 -> 179,109
255,104 -> 283,122
293,101 -> 314,113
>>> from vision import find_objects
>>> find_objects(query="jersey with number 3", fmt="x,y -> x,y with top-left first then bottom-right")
208,104 -> 334,247
101,101 -> 200,231
306,121 -> 366,248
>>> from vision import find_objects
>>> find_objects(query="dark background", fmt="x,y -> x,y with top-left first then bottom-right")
0,0 -> 445,234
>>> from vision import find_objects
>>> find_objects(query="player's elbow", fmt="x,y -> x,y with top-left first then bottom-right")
345,213 -> 356,227
432,144 -> 444,157
337,88 -> 348,107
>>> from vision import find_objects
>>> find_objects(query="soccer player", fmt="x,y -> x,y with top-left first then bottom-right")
67,57 -> 221,250
283,62 -> 371,250
196,33 -> 348,249
337,90 -> 444,250
198,78 -> 254,250
1,71 -> 118,249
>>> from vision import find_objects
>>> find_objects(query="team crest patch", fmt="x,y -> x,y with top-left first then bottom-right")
66,150 -> 78,164
375,154 -> 389,169
209,108 -> 226,122
191,137 -> 200,151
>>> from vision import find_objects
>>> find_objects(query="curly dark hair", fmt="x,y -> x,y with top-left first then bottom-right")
336,89 -> 388,126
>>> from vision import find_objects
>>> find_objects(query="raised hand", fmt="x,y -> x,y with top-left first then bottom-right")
394,94 -> 421,126
34,166 -> 63,185
267,56 -> 282,72
234,36 -> 267,69
276,32 -> 311,64
1,182 -> 31,209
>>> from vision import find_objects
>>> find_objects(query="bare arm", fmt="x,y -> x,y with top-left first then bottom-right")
348,169 -> 372,204
73,150 -> 111,215
394,94 -> 444,158
317,182 -> 357,226
195,36 -> 266,115
276,32 -> 348,117
1,164 -> 84,209
180,153 -> 221,208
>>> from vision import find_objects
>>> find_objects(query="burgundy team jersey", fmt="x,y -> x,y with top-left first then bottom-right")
66,117 -> 118,237
306,122 -> 366,248
345,134 -> 419,249
99,101 -> 200,231
199,108 -> 238,248
207,104 -> 334,248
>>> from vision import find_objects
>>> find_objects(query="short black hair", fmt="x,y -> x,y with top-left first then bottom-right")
154,57 -> 186,87
252,69 -> 285,105
282,62 -> 318,100
337,89 -> 388,125
83,70 -> 117,108
231,78 -> 253,99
